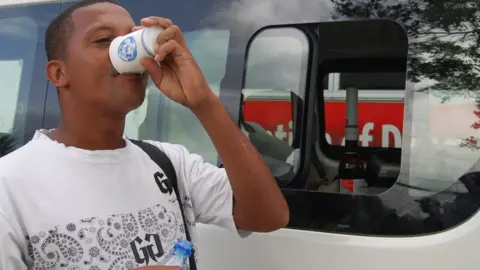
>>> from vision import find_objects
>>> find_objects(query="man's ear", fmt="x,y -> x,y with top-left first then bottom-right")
46,60 -> 69,88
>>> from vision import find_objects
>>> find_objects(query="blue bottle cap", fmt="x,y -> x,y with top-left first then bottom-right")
173,239 -> 194,257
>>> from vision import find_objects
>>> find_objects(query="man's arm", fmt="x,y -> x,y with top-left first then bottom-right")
190,92 -> 290,232
138,16 -> 289,232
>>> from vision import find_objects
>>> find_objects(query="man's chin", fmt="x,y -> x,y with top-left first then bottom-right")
125,90 -> 146,109
111,87 -> 146,114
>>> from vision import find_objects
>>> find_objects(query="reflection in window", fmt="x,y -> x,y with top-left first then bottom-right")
245,27 -> 308,97
0,17 -> 38,156
408,89 -> 480,197
124,30 -> 229,164
0,60 -> 23,134
241,27 -> 311,185
328,0 -> 480,199
324,72 -> 405,149
339,72 -> 406,90
266,0 -> 480,237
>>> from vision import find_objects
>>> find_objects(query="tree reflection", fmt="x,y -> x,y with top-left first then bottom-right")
332,0 -> 480,90
332,0 -> 480,149
324,0 -> 480,234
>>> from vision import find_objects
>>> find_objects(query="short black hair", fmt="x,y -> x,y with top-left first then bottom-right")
45,0 -> 120,61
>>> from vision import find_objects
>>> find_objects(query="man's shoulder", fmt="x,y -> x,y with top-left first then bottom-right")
140,140 -> 187,152
0,142 -> 39,204
138,140 -> 192,161
0,141 -> 37,174
135,139 -> 220,174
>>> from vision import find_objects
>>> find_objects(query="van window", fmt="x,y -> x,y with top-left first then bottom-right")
0,60 -> 23,134
408,90 -> 480,197
242,27 -> 308,142
324,71 -> 405,148
240,27 -> 309,181
339,72 -> 406,90
240,1 -> 480,237
0,17 -> 39,156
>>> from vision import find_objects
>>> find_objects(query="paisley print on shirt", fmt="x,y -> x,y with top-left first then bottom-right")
26,203 -> 188,270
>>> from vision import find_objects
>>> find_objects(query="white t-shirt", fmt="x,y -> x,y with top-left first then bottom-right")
0,130 -> 241,270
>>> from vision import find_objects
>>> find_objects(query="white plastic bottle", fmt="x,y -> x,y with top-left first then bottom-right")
158,239 -> 194,269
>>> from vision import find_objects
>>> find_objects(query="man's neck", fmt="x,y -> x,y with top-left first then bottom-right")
49,115 -> 127,151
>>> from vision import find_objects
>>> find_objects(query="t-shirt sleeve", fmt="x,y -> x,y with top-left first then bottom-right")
0,209 -> 27,270
148,141 -> 250,237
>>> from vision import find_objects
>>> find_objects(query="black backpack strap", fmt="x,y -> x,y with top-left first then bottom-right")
131,139 -> 178,189
130,139 -> 197,270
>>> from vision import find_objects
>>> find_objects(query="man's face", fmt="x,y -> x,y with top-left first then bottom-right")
64,3 -> 149,115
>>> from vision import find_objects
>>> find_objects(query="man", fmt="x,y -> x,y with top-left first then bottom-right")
0,0 -> 289,269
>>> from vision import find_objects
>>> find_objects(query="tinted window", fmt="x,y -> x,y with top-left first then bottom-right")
227,0 -> 480,237
323,71 -> 404,148
0,3 -> 58,156
241,27 -> 310,185
312,0 -> 479,236
339,72 -> 406,90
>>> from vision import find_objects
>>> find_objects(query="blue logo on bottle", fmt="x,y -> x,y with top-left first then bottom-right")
118,36 -> 137,62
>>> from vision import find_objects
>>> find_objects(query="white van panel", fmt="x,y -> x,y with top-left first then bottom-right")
195,213 -> 480,270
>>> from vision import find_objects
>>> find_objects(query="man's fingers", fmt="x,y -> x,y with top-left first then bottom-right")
140,16 -> 173,29
132,26 -> 144,32
156,25 -> 187,48
140,58 -> 163,86
154,39 -> 183,63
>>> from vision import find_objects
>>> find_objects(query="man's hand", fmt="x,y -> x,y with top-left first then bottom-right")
134,16 -> 213,110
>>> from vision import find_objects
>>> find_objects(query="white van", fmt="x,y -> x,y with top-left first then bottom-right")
0,0 -> 479,269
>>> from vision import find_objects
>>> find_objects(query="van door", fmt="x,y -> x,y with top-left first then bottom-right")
197,17 -> 480,270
